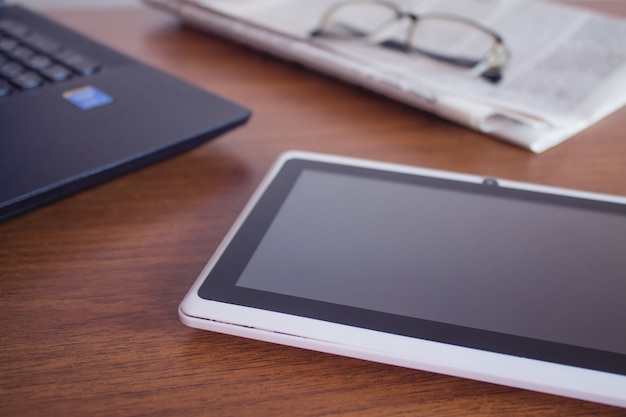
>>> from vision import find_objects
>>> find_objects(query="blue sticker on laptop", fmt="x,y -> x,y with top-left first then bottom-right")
63,86 -> 113,110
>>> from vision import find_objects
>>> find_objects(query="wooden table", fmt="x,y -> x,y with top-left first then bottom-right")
2,3 -> 626,416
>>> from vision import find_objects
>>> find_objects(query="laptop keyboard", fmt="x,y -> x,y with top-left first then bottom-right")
0,18 -> 100,97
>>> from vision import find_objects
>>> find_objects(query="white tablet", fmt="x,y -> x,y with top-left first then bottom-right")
180,151 -> 626,407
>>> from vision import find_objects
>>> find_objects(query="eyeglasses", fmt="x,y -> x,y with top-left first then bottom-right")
310,0 -> 510,83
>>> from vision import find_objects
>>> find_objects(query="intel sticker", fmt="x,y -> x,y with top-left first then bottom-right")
63,85 -> 113,110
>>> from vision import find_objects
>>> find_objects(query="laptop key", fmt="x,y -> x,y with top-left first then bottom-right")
69,59 -> 99,76
8,45 -> 35,62
0,79 -> 11,96
22,32 -> 62,54
55,49 -> 99,75
0,36 -> 18,52
0,19 -> 30,39
23,54 -> 52,70
11,70 -> 43,90
0,61 -> 24,78
40,63 -> 72,82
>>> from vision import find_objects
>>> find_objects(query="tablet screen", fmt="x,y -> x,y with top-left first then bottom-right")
199,158 -> 626,375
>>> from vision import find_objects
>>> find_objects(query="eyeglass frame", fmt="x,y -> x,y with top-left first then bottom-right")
310,0 -> 510,83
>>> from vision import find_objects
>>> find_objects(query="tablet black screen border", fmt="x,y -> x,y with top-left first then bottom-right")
198,157 -> 626,376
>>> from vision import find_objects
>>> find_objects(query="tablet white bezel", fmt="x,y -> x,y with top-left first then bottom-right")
180,150 -> 626,408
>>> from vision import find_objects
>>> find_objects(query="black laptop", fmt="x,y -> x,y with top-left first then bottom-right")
0,2 -> 251,221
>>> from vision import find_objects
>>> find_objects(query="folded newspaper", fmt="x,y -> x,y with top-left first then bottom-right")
146,0 -> 626,152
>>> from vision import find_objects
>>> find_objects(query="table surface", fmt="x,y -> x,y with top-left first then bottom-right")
2,3 -> 626,416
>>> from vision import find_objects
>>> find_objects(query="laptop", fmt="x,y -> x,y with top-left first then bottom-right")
0,2 -> 251,221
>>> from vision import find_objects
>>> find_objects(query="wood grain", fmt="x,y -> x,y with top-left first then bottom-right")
2,4 -> 626,416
